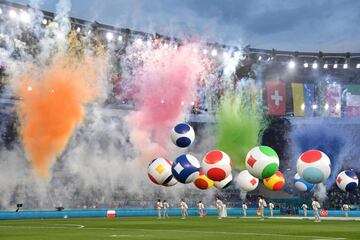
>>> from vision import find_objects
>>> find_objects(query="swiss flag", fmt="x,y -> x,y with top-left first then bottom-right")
266,81 -> 286,116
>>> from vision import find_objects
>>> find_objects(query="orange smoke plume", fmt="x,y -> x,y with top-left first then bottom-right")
16,54 -> 103,179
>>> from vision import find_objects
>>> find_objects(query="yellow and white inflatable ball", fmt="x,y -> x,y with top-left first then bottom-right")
147,157 -> 177,187
214,174 -> 233,189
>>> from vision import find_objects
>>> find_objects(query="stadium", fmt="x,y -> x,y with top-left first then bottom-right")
0,0 -> 360,239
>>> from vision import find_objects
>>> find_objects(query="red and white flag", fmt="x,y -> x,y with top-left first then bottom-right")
266,81 -> 286,116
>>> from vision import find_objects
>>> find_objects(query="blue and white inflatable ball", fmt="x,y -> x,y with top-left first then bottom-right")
171,154 -> 200,184
336,170 -> 359,192
294,173 -> 314,192
171,123 -> 195,148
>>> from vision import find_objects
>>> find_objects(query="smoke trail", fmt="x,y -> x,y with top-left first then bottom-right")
289,119 -> 350,188
125,43 -> 208,163
15,53 -> 105,179
215,78 -> 265,170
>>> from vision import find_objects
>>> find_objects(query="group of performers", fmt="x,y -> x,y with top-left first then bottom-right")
155,197 -> 352,221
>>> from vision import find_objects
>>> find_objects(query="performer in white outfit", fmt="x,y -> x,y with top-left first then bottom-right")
180,199 -> 188,219
302,203 -> 308,217
163,200 -> 169,218
156,199 -> 163,219
269,202 -> 275,217
258,196 -> 266,220
197,201 -> 205,217
342,204 -> 350,217
242,202 -> 248,217
216,197 -> 224,219
311,197 -> 321,222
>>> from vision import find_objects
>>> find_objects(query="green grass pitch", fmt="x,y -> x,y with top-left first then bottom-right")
0,216 -> 359,240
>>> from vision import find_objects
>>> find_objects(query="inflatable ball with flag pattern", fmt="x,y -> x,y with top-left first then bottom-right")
171,123 -> 195,148
336,170 -> 358,192
263,170 -> 285,191
236,170 -> 259,192
294,173 -> 314,192
171,154 -> 200,184
245,146 -> 279,179
202,150 -> 232,182
193,169 -> 214,190
296,150 -> 331,184
148,158 -> 177,186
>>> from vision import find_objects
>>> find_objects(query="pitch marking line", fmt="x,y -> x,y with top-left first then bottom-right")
0,224 -> 348,240
109,234 -> 151,238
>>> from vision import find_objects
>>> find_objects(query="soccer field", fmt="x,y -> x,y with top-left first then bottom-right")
0,217 -> 359,240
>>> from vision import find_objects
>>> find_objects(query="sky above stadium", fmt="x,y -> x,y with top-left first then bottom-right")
12,0 -> 360,52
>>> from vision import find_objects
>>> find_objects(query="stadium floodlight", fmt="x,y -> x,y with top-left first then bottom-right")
357,63 -> 360,69
324,103 -> 329,111
181,101 -> 185,106
336,103 -> 341,111
27,86 -> 32,91
160,99 -> 164,104
300,103 -> 305,111
333,63 -> 338,69
19,10 -> 30,23
118,35 -> 123,42
343,63 -> 348,69
312,104 -> 318,110
211,49 -> 218,57
76,27 -> 81,33
135,38 -> 143,45
8,9 -> 17,19
288,60 -> 296,69
323,63 -> 328,69
304,62 -> 309,68
312,62 -> 318,69
106,32 -> 114,41
146,40 -> 152,47
163,43 -> 169,49
87,30 -> 91,35
42,18 -> 47,25
203,49 -> 208,55
0,8 -> 2,15
193,48 -> 198,53
258,56 -> 262,61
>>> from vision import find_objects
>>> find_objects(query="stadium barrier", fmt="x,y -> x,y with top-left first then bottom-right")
0,208 -> 280,220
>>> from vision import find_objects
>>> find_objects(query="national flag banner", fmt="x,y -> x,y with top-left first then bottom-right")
266,81 -> 286,116
345,84 -> 360,117
326,83 -> 341,117
291,83 -> 315,117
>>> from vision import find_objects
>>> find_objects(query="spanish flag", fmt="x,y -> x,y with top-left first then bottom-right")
291,83 -> 315,116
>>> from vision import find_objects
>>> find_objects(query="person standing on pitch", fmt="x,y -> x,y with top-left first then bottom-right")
156,199 -> 163,219
269,201 -> 274,217
258,196 -> 265,220
342,204 -> 350,217
311,197 -> 321,222
302,203 -> 308,217
242,202 -> 248,217
180,199 -> 188,219
216,197 -> 224,219
197,201 -> 205,217
163,200 -> 169,218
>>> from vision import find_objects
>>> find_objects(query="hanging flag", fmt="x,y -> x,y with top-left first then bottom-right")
325,83 -> 341,117
291,83 -> 315,117
345,84 -> 360,117
266,81 -> 286,116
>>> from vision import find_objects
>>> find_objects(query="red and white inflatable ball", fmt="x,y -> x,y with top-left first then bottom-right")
236,170 -> 259,192
202,150 -> 232,181
214,174 -> 233,189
